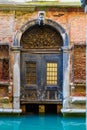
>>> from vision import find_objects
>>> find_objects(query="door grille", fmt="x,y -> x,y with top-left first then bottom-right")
25,62 -> 36,85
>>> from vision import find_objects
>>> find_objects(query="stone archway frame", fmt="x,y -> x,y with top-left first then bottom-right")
13,19 -> 70,111
14,19 -> 69,47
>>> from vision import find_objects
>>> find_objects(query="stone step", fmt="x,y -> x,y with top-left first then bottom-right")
0,108 -> 22,113
61,108 -> 86,114
70,96 -> 86,103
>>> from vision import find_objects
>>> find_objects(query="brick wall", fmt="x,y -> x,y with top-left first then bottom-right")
0,12 -> 14,44
0,9 -> 86,45
74,45 -> 86,83
0,9 -> 85,44
0,8 -> 86,84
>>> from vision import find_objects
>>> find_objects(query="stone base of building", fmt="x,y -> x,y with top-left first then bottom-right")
61,96 -> 86,115
61,108 -> 86,113
61,108 -> 86,116
0,109 -> 22,114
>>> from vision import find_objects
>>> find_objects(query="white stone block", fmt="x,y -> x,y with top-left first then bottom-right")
61,0 -> 80,2
13,97 -> 20,109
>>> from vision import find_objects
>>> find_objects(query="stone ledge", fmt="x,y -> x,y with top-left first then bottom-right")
70,96 -> 86,103
0,108 -> 22,113
0,1 -> 81,11
61,108 -> 86,114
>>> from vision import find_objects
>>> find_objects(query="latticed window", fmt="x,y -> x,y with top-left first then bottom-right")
21,25 -> 63,49
25,62 -> 36,85
0,45 -> 9,81
46,63 -> 58,85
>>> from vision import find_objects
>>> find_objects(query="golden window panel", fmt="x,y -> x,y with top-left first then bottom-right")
46,63 -> 58,85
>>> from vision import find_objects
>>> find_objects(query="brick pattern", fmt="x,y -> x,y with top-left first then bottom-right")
74,45 -> 86,83
0,61 -> 3,80
0,14 -> 14,44
0,45 -> 9,81
71,85 -> 86,96
70,14 -> 86,44
0,59 -> 9,81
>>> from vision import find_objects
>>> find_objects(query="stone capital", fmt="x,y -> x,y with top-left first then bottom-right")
11,46 -> 21,52
62,45 -> 73,52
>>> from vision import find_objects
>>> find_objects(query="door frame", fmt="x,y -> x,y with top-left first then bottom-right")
13,18 -> 70,110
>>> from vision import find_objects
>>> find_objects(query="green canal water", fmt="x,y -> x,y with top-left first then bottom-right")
0,114 -> 86,130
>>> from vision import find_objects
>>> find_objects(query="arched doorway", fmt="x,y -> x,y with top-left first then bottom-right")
20,24 -> 63,101
13,18 -> 69,112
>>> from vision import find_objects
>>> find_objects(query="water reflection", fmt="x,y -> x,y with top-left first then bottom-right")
0,115 -> 85,130
61,117 -> 86,130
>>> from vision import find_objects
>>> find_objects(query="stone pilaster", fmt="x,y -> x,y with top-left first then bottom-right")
62,46 -> 71,108
12,46 -> 21,110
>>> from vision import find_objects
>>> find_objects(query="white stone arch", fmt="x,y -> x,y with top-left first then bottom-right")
14,19 -> 69,47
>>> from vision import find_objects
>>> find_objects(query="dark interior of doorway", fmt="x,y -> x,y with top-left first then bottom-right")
26,104 -> 38,114
45,104 -> 57,114
26,104 -> 57,114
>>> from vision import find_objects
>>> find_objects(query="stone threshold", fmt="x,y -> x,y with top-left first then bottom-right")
70,96 -> 86,103
61,108 -> 86,114
21,100 -> 62,104
0,108 -> 22,113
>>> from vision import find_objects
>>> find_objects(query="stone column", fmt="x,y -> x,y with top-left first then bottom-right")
62,46 -> 71,109
13,47 -> 21,110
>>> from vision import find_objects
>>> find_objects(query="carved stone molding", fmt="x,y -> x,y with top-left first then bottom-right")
11,46 -> 21,52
